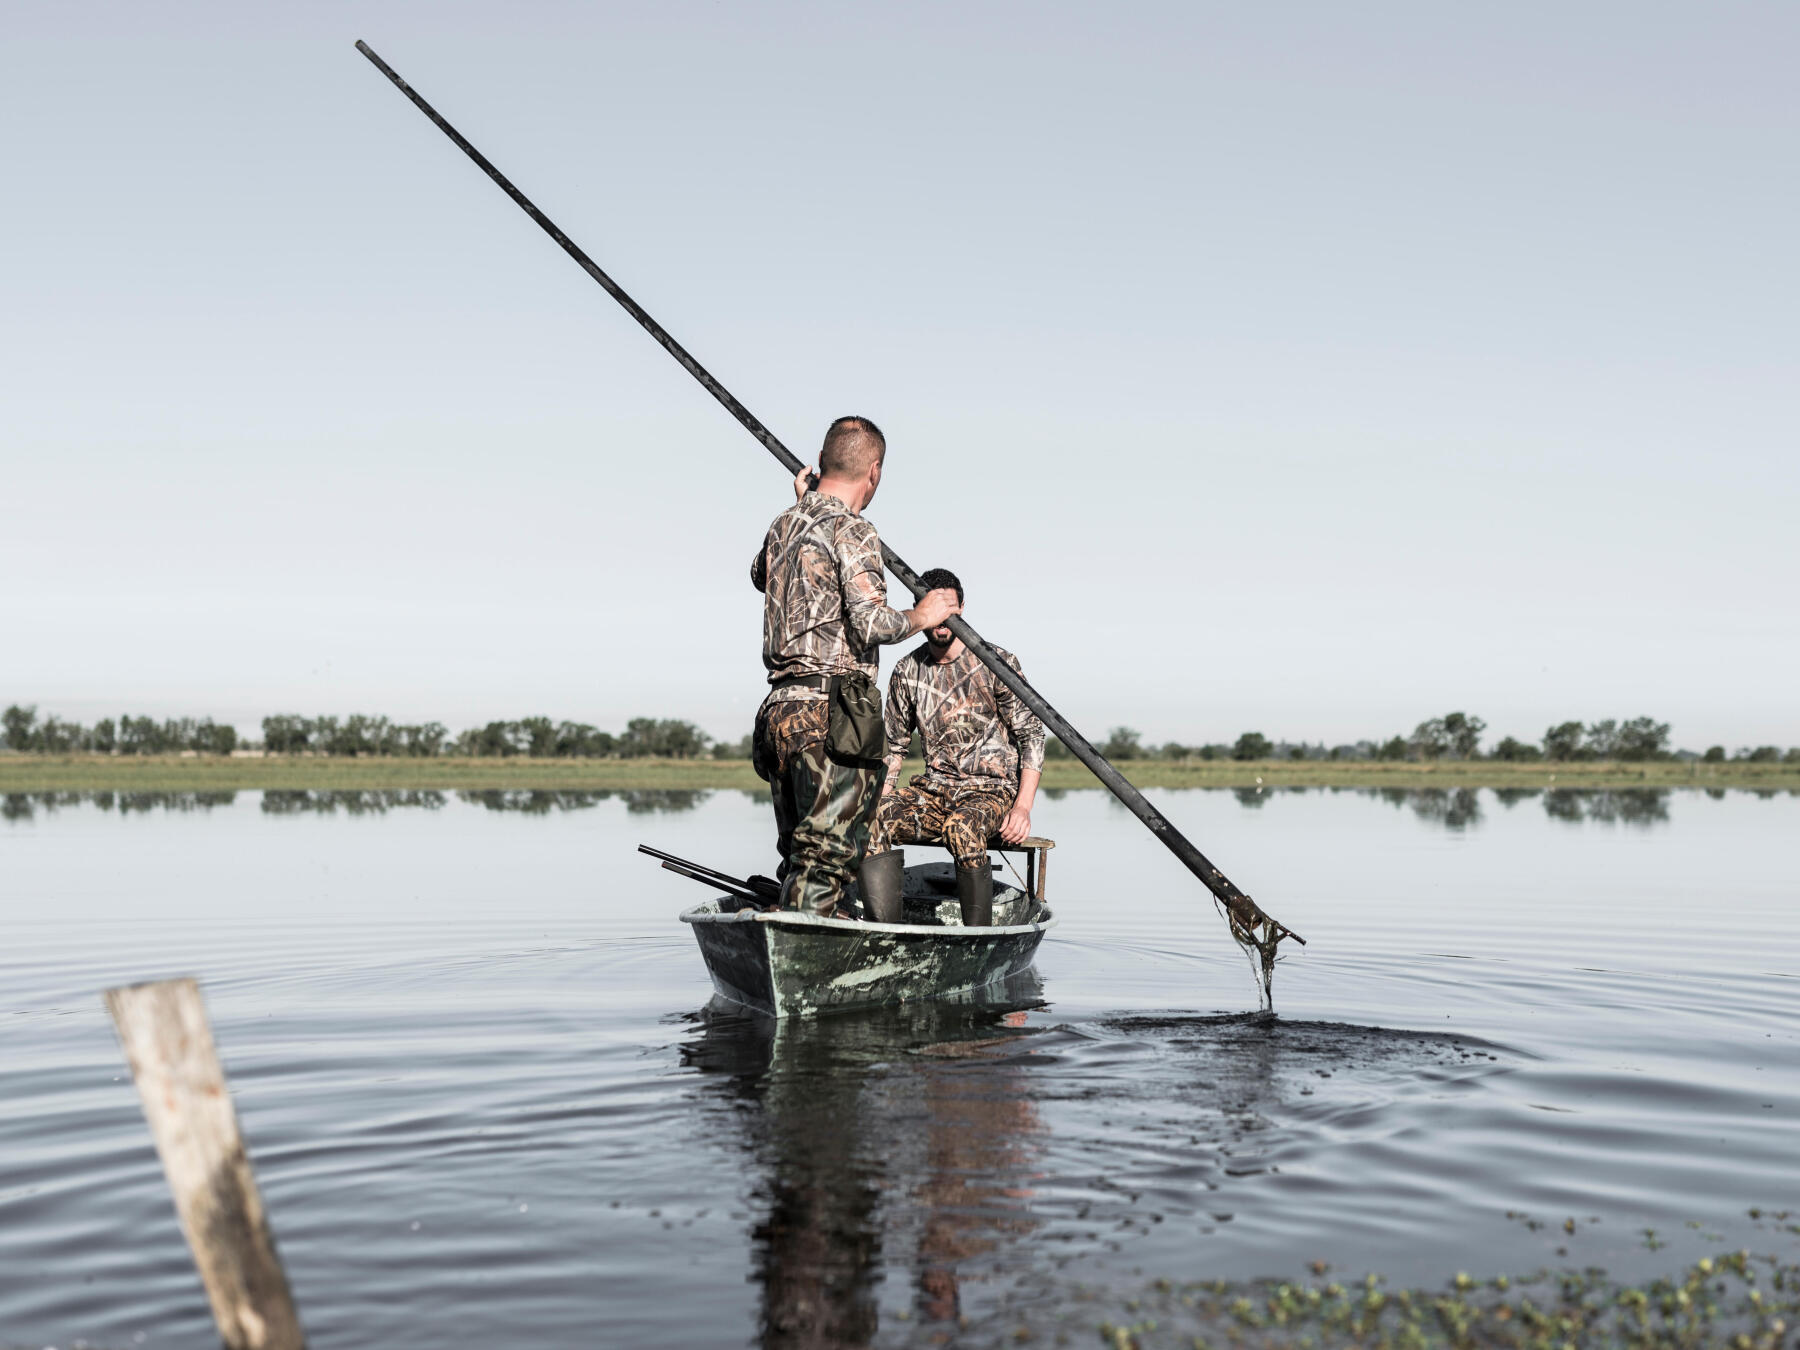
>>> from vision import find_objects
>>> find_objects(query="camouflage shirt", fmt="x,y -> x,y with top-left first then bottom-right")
752,491 -> 911,702
883,643 -> 1046,793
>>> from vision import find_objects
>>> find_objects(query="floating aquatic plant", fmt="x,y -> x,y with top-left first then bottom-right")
1080,1251 -> 1798,1349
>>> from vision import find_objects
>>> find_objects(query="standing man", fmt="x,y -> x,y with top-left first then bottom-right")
861,568 -> 1045,928
752,416 -> 962,917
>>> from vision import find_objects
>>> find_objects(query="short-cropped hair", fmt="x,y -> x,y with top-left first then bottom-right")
820,415 -> 886,478
918,567 -> 963,606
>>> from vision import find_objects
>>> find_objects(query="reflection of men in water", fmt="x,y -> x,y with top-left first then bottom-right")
910,1007 -> 1042,1325
685,994 -> 1045,1348
755,1126 -> 882,1349
751,417 -> 962,917
862,568 -> 1045,928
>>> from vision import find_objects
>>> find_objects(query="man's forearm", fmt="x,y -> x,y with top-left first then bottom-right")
1013,767 -> 1040,813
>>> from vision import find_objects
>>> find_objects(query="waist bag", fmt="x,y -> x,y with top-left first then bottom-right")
825,671 -> 885,768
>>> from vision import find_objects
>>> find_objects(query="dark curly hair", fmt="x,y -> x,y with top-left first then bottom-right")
918,567 -> 963,606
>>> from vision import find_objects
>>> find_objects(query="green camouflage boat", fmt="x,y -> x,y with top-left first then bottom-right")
645,842 -> 1058,1018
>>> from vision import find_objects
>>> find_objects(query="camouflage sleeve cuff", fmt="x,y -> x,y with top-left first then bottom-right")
1020,735 -> 1046,776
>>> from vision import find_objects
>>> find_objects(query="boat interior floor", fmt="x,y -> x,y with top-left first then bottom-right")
720,860 -> 1037,929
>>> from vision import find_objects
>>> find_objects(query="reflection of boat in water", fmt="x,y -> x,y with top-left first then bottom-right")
685,985 -> 1503,1348
683,975 -> 1048,1348
648,842 -> 1058,1018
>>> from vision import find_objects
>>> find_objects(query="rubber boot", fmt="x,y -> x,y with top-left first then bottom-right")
858,849 -> 905,924
956,860 -> 993,929
777,872 -> 803,913
779,870 -> 833,916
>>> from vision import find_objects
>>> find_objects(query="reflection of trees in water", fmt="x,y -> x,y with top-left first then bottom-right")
1231,785 -> 1310,810
264,788 -> 711,815
458,789 -> 606,814
457,788 -> 710,814
1357,786 -> 1673,830
682,981 -> 1046,1348
3,787 -> 714,820
4,791 -> 73,821
262,789 -> 448,815
1492,788 -> 1541,809
620,789 -> 709,814
3,790 -> 238,820
114,791 -> 237,814
1543,788 -> 1669,826
1364,787 -> 1482,829
1406,788 -> 1483,830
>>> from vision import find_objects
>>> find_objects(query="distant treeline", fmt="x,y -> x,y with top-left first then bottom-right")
5,703 -> 1796,765
1051,713 -> 1799,765
2,706 -> 240,756
262,715 -> 741,759
3,705 -> 744,760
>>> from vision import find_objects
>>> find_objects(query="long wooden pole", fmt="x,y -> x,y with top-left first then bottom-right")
106,978 -> 305,1350
352,41 -> 1303,980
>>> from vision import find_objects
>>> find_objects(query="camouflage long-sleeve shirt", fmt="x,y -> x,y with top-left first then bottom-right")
883,644 -> 1046,794
752,491 -> 911,702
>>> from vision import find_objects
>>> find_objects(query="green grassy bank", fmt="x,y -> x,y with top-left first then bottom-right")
2,754 -> 1794,794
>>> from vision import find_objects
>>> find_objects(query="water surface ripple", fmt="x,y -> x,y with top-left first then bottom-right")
2,786 -> 1796,1347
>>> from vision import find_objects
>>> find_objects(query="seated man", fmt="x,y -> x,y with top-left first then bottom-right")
860,568 -> 1045,927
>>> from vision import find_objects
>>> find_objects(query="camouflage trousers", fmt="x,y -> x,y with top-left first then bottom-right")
757,697 -> 882,917
869,777 -> 1011,871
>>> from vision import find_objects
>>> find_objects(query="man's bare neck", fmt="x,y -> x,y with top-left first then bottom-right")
814,478 -> 864,514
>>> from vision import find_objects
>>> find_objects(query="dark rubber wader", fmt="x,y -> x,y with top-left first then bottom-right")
752,673 -> 887,916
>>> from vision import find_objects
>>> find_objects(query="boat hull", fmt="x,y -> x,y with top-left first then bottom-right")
682,901 -> 1055,1018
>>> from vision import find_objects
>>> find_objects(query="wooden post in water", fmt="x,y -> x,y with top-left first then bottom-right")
104,978 -> 305,1350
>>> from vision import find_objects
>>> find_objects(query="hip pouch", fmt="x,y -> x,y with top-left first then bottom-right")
825,672 -> 885,768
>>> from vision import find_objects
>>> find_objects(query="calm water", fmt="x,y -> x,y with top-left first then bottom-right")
3,786 -> 1798,1347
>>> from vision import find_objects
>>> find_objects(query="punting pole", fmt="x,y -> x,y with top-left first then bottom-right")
352,41 -> 1303,993
105,978 -> 306,1350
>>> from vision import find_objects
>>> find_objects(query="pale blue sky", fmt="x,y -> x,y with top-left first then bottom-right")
3,1 -> 1795,750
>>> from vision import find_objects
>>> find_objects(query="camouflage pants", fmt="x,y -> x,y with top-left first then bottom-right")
869,778 -> 1011,871
758,697 -> 882,917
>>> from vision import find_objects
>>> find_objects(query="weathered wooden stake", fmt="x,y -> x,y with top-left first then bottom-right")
105,978 -> 305,1350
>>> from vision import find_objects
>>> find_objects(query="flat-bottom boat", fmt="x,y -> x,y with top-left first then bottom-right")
648,840 -> 1058,1018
